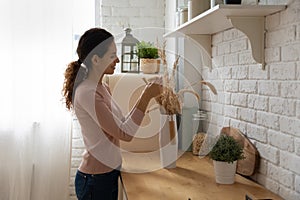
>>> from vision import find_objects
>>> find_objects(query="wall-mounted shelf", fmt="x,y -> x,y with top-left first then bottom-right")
164,4 -> 286,70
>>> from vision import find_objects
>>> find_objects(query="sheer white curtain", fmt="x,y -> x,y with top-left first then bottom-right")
0,0 -> 75,199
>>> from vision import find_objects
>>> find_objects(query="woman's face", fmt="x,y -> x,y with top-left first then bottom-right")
91,41 -> 120,78
101,42 -> 120,75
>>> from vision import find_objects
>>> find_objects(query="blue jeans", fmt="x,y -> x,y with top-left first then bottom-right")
75,169 -> 120,200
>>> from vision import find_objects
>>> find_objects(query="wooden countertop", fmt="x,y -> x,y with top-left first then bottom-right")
121,152 -> 283,200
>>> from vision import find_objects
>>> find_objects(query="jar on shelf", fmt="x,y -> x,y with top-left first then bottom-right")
192,110 -> 208,156
175,10 -> 180,27
187,0 -> 210,20
179,7 -> 188,25
192,109 -> 207,135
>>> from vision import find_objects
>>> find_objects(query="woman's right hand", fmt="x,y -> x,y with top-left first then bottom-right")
144,76 -> 163,99
136,76 -> 163,113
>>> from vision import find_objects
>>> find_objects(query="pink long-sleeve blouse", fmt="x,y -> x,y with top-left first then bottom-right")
74,79 -> 144,174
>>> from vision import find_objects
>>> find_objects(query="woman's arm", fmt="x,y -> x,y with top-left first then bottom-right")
95,80 -> 162,141
134,80 -> 162,115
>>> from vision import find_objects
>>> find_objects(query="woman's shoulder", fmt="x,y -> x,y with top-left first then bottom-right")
77,79 -> 96,93
76,79 -> 111,98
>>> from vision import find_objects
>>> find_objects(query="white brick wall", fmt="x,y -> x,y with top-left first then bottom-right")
269,62 -> 296,80
265,47 -> 280,63
256,142 -> 280,164
201,1 -> 300,199
297,62 -> 300,81
69,118 -> 85,199
224,105 -> 238,118
296,175 -> 300,193
248,94 -> 268,111
232,65 -> 248,79
257,111 -> 280,130
269,97 -> 295,116
258,81 -> 280,96
268,129 -> 294,152
239,80 -> 257,93
280,151 -> 300,174
98,0 -> 165,35
224,80 -> 239,92
281,82 -> 300,98
96,0 -> 165,74
238,107 -> 256,123
268,163 -> 294,188
246,123 -> 268,142
282,43 -> 300,61
280,117 -> 300,137
249,64 -> 269,79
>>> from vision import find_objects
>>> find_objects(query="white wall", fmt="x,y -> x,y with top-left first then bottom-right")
201,0 -> 300,199
95,0 -> 165,73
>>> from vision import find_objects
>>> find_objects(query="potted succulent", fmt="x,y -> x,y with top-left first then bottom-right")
136,41 -> 160,74
209,134 -> 245,184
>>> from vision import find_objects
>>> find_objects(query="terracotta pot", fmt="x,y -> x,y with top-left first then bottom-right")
140,58 -> 160,74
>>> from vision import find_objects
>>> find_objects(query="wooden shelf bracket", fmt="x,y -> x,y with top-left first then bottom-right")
228,16 -> 265,69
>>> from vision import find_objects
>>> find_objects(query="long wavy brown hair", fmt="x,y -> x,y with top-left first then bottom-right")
62,28 -> 113,110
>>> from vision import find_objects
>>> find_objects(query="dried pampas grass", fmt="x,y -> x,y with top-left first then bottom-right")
155,42 -> 200,115
145,40 -> 217,115
144,40 -> 217,142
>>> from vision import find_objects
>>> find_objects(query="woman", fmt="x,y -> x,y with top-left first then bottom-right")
62,28 -> 162,200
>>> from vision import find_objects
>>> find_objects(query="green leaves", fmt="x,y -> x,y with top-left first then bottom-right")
209,134 -> 245,163
136,41 -> 159,59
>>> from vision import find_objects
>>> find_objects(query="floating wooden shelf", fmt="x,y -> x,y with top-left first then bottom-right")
164,4 -> 286,70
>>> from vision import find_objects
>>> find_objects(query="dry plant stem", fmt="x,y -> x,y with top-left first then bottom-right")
142,77 -> 148,84
170,56 -> 179,90
157,41 -> 199,144
177,89 -> 200,101
146,105 -> 160,113
184,80 -> 218,95
201,81 -> 217,95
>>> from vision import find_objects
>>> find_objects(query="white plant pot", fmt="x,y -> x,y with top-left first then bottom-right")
159,114 -> 178,169
213,160 -> 237,184
140,58 -> 160,74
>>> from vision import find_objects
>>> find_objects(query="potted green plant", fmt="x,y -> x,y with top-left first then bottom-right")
209,134 -> 245,184
136,41 -> 160,74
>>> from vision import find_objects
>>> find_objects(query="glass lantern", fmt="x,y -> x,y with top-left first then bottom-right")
121,28 -> 140,73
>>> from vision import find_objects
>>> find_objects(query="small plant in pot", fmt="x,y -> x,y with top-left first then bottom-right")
137,41 -> 160,74
209,134 -> 245,184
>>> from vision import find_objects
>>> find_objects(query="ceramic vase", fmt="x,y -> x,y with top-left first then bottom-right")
213,160 -> 237,184
159,114 -> 178,169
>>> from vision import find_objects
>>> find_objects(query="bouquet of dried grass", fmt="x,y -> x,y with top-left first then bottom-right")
155,41 -> 200,115
143,41 -> 217,143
